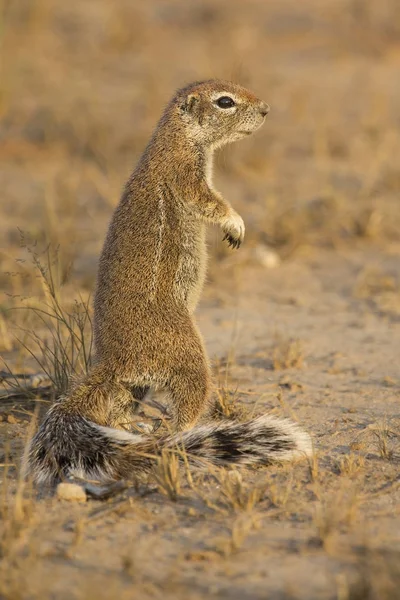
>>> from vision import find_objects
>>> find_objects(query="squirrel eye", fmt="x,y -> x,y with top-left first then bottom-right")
216,96 -> 235,109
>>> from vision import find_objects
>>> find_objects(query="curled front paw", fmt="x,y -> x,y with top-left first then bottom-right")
222,212 -> 245,249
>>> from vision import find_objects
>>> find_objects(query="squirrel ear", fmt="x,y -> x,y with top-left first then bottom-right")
181,93 -> 200,114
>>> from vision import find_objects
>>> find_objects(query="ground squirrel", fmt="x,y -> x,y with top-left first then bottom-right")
27,80 -> 312,484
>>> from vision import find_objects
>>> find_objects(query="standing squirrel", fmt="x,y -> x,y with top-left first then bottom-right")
27,80 -> 312,484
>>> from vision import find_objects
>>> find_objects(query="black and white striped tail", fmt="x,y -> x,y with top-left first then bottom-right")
26,406 -> 312,484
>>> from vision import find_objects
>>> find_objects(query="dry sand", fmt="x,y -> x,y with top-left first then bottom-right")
1,1 -> 400,598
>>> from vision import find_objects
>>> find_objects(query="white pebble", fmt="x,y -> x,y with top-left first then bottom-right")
56,482 -> 87,502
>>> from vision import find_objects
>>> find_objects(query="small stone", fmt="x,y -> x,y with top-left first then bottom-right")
56,482 -> 87,502
7,414 -> 18,424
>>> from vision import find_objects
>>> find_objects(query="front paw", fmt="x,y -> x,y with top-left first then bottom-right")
222,212 -> 245,249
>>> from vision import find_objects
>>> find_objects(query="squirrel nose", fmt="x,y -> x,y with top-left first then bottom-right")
259,102 -> 270,117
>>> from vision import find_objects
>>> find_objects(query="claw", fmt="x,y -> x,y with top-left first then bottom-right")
223,233 -> 242,249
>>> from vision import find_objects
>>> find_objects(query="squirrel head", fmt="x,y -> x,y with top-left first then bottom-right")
174,80 -> 269,148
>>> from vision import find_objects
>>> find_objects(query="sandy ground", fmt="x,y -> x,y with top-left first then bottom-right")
1,243 -> 400,599
1,0 -> 400,598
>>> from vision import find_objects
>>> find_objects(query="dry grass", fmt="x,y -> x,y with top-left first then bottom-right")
1,0 -> 400,598
16,244 -> 92,396
212,357 -> 248,421
214,469 -> 263,513
370,420 -> 400,461
335,454 -> 366,477
0,432 -> 36,564
272,335 -> 304,370
340,548 -> 400,600
353,267 -> 400,317
312,483 -> 361,551
153,450 -> 182,502
351,418 -> 400,461
216,513 -> 260,557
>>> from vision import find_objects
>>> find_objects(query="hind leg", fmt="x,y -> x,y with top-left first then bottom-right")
107,384 -> 155,432
107,383 -> 141,430
168,361 -> 211,431
120,384 -> 150,415
165,325 -> 212,431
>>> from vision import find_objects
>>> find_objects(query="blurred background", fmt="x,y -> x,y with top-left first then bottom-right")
1,0 -> 400,354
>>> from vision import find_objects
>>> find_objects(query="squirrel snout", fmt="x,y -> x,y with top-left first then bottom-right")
259,102 -> 270,117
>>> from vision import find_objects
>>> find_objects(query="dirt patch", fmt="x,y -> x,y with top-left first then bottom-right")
1,1 -> 400,598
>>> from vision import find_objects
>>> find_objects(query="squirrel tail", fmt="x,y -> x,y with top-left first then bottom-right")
27,404 -> 312,484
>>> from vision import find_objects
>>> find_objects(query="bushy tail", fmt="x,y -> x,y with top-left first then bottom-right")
27,404 -> 312,484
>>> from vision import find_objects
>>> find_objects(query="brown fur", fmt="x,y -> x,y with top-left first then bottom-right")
92,80 -> 268,431
27,80 -> 276,483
